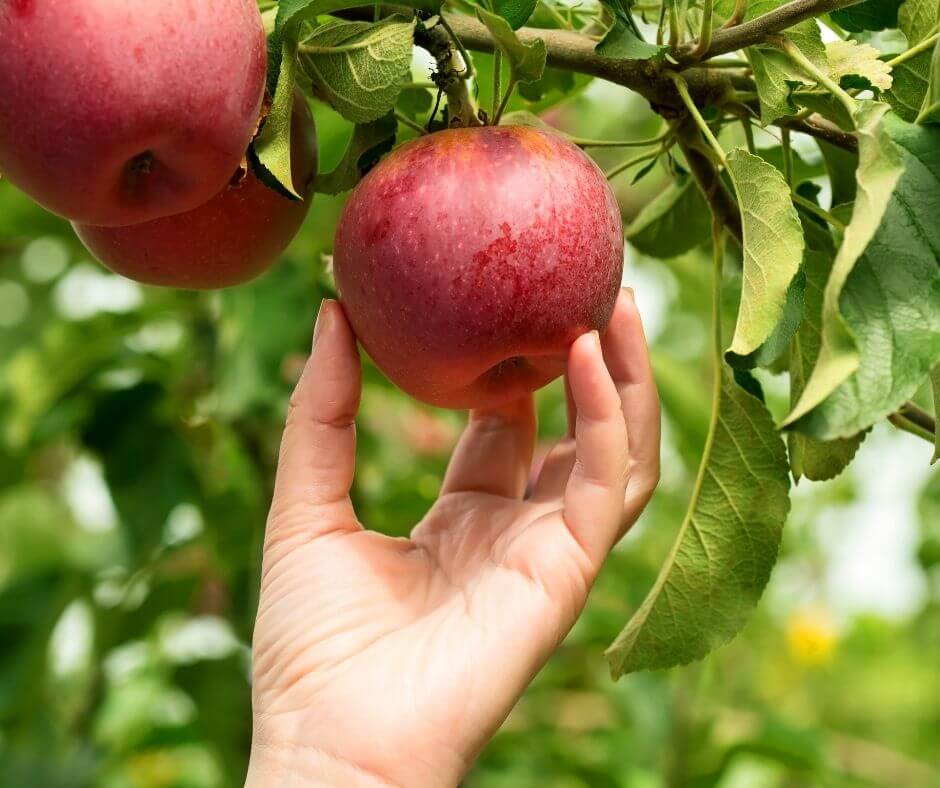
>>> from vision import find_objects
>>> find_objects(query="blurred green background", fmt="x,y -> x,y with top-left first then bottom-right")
1,71 -> 938,788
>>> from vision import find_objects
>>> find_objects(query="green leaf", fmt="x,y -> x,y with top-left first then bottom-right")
713,0 -> 826,123
729,271 -> 806,370
826,39 -> 894,91
817,138 -> 859,206
316,113 -> 398,195
254,38 -> 303,198
300,16 -> 416,124
397,86 -> 433,120
606,367 -> 790,675
831,0 -> 903,31
724,149 -> 805,359
494,0 -> 538,30
788,252 -> 866,481
625,176 -> 711,258
931,364 -> 940,462
887,0 -> 939,120
596,19 -> 666,60
755,144 -> 827,186
476,8 -> 547,83
787,115 -> 940,439
516,67 -> 577,102
782,102 -> 904,430
916,38 -> 940,123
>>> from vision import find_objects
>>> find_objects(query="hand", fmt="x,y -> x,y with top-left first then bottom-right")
246,289 -> 660,787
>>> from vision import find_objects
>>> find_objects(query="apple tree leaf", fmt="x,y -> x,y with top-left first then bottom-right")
786,115 -> 940,439
316,113 -> 398,195
826,39 -> 894,91
831,0 -> 903,31
782,102 -> 904,431
300,16 -> 416,124
253,36 -> 303,199
931,364 -> 940,463
606,367 -> 790,675
476,8 -> 547,83
788,251 -> 866,482
916,38 -> 940,124
625,176 -> 711,258
493,0 -> 538,30
887,0 -> 939,121
724,148 -> 805,360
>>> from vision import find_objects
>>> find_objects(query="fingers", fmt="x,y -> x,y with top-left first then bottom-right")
269,299 -> 362,536
559,331 -> 630,565
601,289 -> 661,517
440,396 -> 536,499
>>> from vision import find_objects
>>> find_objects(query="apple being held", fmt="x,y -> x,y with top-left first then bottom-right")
333,125 -> 624,410
73,97 -> 318,290
0,0 -> 266,227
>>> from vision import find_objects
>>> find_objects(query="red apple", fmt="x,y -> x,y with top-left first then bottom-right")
73,97 -> 317,289
333,125 -> 624,410
0,0 -> 266,226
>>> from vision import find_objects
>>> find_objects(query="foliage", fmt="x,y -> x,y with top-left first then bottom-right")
1,0 -> 940,782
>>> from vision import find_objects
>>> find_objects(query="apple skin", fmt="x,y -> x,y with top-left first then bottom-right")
73,98 -> 317,290
333,125 -> 624,410
0,0 -> 266,227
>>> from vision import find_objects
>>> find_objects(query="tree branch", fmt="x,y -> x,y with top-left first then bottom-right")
684,0 -> 867,62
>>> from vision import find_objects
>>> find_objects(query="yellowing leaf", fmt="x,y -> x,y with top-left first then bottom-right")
827,39 -> 894,90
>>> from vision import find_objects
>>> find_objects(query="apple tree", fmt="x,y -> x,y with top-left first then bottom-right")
250,0 -> 940,674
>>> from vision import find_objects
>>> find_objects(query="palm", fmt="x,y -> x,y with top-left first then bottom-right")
250,293 -> 659,787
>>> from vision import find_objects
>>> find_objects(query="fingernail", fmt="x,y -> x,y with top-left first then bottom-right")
312,299 -> 333,349
590,329 -> 601,347
623,286 -> 635,301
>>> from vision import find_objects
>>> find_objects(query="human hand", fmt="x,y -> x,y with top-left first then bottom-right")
246,289 -> 660,787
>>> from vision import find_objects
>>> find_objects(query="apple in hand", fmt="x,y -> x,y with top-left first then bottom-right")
333,125 -> 624,410
0,0 -> 266,226
73,97 -> 317,289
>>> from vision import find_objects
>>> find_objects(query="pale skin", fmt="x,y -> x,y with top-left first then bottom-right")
246,289 -> 661,787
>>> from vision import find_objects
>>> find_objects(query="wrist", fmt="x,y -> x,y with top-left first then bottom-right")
246,741 -> 399,788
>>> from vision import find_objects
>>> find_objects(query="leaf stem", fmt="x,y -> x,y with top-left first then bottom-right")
690,0 -> 714,60
791,191 -> 845,230
773,36 -> 857,117
781,126 -> 792,187
493,78 -> 517,124
572,130 -> 671,147
722,0 -> 748,28
670,73 -> 727,166
395,111 -> 428,135
492,50 -> 503,123
888,413 -> 936,445
886,28 -> 940,69
669,0 -> 682,48
604,149 -> 661,180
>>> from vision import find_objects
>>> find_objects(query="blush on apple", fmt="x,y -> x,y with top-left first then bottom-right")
73,97 -> 317,289
0,0 -> 266,227
333,125 -> 624,410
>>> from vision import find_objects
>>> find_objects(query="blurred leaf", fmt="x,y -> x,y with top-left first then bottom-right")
755,143 -> 827,185
625,176 -> 711,258
301,16 -> 416,124
396,86 -> 433,120
725,149 -> 804,360
476,8 -> 547,83
931,364 -> 940,462
817,138 -> 859,205
786,115 -> 940,440
607,368 -> 790,675
596,0 -> 664,60
316,113 -> 398,195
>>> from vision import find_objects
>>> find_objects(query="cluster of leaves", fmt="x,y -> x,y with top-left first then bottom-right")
249,0 -> 940,676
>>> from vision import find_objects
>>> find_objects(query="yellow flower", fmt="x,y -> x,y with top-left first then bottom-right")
786,608 -> 837,665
